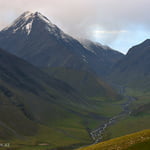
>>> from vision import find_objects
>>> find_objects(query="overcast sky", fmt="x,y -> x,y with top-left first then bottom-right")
0,0 -> 150,54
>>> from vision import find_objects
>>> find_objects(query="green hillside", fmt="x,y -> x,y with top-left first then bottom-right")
0,48 -> 123,149
100,87 -> 150,143
45,67 -> 120,100
78,129 -> 150,150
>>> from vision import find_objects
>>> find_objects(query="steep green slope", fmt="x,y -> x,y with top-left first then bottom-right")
0,47 -> 87,122
45,67 -> 120,100
0,47 -> 88,140
78,129 -> 150,150
0,48 -> 91,146
0,48 -> 123,149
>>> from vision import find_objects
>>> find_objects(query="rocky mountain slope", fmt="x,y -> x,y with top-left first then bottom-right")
0,11 -> 123,77
109,39 -> 150,92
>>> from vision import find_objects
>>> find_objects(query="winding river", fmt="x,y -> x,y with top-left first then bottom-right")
90,86 -> 137,144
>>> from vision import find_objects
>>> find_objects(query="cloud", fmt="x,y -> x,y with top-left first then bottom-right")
0,0 -> 150,52
94,30 -> 128,34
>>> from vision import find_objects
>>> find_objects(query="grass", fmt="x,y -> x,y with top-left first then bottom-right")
88,99 -> 123,118
103,115 -> 150,140
45,67 -> 120,100
127,139 -> 150,150
0,95 -> 124,150
0,105 -> 92,149
78,129 -> 150,150
102,88 -> 150,141
0,51 -> 129,150
0,123 -> 91,150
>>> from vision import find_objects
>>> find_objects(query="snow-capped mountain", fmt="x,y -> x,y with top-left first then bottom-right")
2,11 -> 66,38
0,11 -> 123,76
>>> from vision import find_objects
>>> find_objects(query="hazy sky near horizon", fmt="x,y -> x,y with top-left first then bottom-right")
0,0 -> 150,53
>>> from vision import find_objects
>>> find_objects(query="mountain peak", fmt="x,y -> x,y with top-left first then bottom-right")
142,39 -> 150,45
34,11 -> 45,17
2,11 -> 55,35
127,38 -> 150,55
32,11 -> 54,26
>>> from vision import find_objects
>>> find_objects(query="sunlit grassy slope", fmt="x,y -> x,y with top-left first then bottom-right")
78,129 -> 150,150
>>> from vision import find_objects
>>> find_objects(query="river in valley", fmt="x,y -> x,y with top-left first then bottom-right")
90,86 -> 137,144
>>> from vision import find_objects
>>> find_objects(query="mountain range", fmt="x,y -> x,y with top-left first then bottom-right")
0,11 -> 123,77
0,11 -> 124,100
0,11 -> 123,149
0,11 -> 149,150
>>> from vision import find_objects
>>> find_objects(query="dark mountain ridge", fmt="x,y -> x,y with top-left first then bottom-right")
109,39 -> 150,91
80,39 -> 124,75
0,11 -> 124,77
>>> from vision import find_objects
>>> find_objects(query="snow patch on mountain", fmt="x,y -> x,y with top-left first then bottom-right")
79,39 -> 97,54
25,20 -> 33,35
82,45 -> 96,54
2,11 -> 58,36
1,11 -> 75,43
82,55 -> 88,63
35,12 -> 55,28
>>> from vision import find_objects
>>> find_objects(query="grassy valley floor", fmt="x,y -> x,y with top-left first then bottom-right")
0,98 -> 124,150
